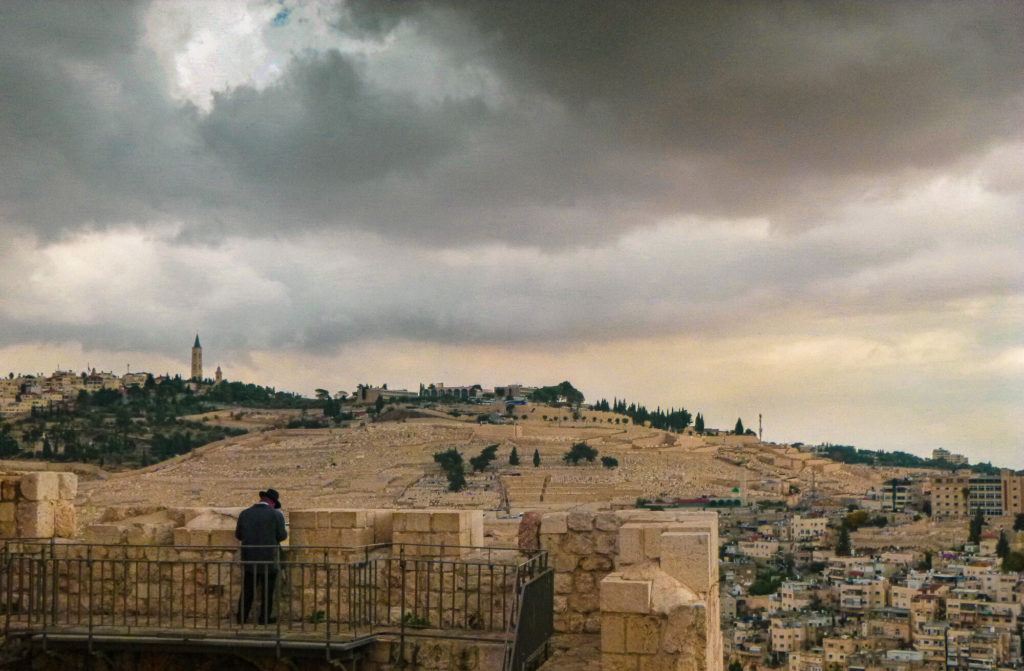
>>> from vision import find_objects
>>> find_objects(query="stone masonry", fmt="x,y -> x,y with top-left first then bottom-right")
0,471 -> 77,539
525,509 -> 722,671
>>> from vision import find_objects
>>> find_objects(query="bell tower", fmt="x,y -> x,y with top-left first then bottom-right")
191,334 -> 203,381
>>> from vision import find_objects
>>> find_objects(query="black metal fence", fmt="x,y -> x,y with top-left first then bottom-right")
0,540 -> 551,666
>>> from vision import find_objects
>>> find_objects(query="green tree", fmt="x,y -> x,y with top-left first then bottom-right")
532,449 -> 541,467
314,389 -> 330,401
995,531 -> 1010,558
734,418 -> 744,435
835,524 -> 852,556
374,395 -> 386,414
0,424 -> 19,457
563,442 -> 598,465
969,509 -> 985,544
469,444 -> 499,472
509,446 -> 520,466
433,448 -> 467,492
1001,551 -> 1024,573
694,413 -> 704,434
1014,513 -> 1024,532
729,660 -> 743,671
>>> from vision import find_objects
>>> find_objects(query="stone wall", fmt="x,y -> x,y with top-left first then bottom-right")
0,471 -> 77,538
527,509 -> 722,671
600,512 -> 721,671
9,637 -> 504,671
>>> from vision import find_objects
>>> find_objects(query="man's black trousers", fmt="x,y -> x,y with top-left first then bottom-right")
238,563 -> 278,624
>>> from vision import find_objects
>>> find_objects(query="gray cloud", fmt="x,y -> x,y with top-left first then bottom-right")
1,1 -> 1021,245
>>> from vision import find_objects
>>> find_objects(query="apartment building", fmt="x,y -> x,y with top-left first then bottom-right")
929,471 -> 1024,517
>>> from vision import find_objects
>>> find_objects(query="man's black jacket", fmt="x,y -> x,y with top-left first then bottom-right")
235,503 -> 287,563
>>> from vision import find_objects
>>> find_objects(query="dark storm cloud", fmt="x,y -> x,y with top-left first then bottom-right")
1,1 -> 1021,244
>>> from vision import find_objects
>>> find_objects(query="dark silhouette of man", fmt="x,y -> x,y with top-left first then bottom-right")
235,488 -> 287,624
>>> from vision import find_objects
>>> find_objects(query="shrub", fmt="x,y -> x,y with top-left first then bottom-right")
601,456 -> 619,469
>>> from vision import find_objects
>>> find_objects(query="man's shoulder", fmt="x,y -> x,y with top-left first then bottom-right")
238,504 -> 264,519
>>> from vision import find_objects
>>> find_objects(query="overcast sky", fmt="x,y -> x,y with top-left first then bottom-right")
1,1 -> 1021,465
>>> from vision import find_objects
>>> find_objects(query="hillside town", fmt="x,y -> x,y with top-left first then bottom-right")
0,337 -> 1021,670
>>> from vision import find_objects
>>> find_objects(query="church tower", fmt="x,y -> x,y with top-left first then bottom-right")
191,334 -> 203,381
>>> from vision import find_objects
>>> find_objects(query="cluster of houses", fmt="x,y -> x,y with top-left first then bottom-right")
720,505 -> 1024,671
350,382 -> 539,405
0,369 -> 127,418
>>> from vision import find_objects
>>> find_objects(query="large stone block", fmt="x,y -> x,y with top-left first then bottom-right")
288,511 -> 318,529
567,511 -> 595,531
16,500 -> 54,537
57,473 -> 78,500
87,523 -> 127,545
595,512 -> 621,532
53,500 -> 77,538
540,512 -> 568,535
209,529 -> 239,547
398,511 -> 432,532
603,653 -> 640,671
600,576 -> 651,614
625,615 -> 661,654
0,502 -> 15,523
0,478 -> 18,502
329,510 -> 367,529
430,511 -> 464,532
618,524 -> 645,565
172,527 -> 191,546
660,532 -> 712,596
19,472 -> 59,501
602,613 -> 627,653
340,527 -> 374,547
469,511 -> 484,547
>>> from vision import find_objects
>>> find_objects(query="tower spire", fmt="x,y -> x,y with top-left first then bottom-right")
191,334 -> 203,381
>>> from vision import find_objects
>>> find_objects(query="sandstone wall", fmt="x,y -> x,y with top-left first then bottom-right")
0,471 -> 77,539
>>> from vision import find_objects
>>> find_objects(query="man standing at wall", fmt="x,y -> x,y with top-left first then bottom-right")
235,488 -> 287,624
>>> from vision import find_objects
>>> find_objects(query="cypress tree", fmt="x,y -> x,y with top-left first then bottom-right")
969,509 -> 985,544
835,524 -> 852,556
509,446 -> 520,466
695,413 -> 704,434
735,418 -> 745,435
532,449 -> 541,467
996,530 -> 1010,558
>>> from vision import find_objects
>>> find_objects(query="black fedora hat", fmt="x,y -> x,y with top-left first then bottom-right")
259,488 -> 281,509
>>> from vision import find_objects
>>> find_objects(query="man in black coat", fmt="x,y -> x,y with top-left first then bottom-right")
235,488 -> 287,624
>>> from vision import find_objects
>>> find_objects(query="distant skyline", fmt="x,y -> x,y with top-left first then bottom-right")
0,2 -> 1021,467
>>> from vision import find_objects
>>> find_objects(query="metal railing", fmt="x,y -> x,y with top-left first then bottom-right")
0,539 -> 550,664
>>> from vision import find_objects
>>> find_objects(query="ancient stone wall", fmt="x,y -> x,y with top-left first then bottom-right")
0,471 -> 77,539
528,509 -> 722,671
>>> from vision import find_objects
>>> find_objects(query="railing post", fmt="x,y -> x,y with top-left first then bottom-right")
399,548 -> 407,667
86,544 -> 94,654
2,543 -> 11,638
276,547 -> 283,659
39,546 -> 46,650
324,549 -> 332,663
49,538 -> 58,645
